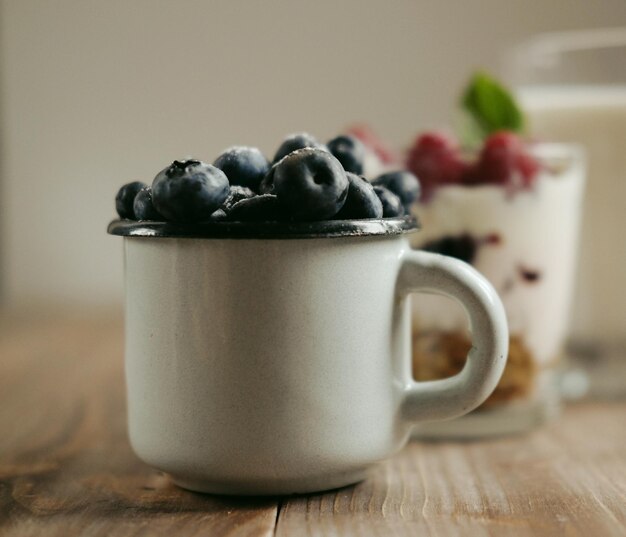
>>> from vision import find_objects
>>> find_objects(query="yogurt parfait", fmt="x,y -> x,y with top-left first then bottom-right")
407,73 -> 586,436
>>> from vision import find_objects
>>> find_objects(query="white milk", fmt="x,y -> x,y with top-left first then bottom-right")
519,86 -> 626,345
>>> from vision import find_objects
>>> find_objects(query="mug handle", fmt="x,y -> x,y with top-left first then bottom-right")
397,249 -> 508,423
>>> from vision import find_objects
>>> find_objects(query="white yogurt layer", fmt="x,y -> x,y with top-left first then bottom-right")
411,144 -> 585,365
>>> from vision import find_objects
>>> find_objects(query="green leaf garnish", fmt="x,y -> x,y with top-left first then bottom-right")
461,71 -> 524,144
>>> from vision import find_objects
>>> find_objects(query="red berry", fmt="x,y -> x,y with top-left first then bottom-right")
346,124 -> 399,165
406,132 -> 467,199
474,131 -> 539,188
476,132 -> 521,184
517,151 -> 540,185
459,162 -> 481,186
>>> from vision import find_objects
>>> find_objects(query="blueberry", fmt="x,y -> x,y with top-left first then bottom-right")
258,164 -> 277,194
133,186 -> 163,221
227,194 -> 285,221
373,186 -> 404,217
221,185 -> 256,212
213,146 -> 270,192
273,132 -> 326,163
273,148 -> 348,220
115,181 -> 146,219
209,208 -> 228,221
335,173 -> 383,219
327,135 -> 365,174
422,234 -> 478,265
152,159 -> 229,223
372,170 -> 421,210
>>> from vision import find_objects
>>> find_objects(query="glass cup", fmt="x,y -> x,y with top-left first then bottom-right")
509,27 -> 626,398
409,143 -> 585,438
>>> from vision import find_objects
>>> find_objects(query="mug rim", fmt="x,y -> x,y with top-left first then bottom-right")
107,215 -> 419,240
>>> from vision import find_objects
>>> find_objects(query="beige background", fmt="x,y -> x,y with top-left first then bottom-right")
1,0 -> 626,306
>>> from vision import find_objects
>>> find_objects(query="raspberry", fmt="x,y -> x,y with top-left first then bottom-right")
473,131 -> 539,188
346,124 -> 399,165
406,132 -> 466,200
517,151 -> 540,185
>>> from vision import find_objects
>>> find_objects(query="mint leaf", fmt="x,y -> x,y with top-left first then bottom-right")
456,110 -> 487,150
461,72 -> 524,142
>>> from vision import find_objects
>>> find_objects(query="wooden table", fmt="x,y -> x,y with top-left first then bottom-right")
1,309 -> 625,536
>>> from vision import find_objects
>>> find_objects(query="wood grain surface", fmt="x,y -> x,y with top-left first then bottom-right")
1,309 -> 625,536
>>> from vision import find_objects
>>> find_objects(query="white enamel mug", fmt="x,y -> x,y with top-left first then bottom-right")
109,217 -> 508,495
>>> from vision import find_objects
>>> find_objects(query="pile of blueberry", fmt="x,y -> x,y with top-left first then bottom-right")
115,133 -> 420,223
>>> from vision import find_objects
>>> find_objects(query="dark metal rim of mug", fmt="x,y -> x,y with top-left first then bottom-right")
107,216 -> 419,240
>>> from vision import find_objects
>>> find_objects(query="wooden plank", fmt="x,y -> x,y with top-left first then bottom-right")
2,310 -> 625,536
276,403 -> 626,537
0,310 -> 278,537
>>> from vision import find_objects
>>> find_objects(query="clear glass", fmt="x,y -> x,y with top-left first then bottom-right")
510,28 -> 626,399
410,144 -> 585,438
